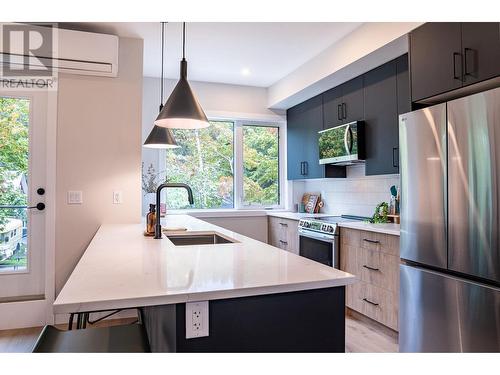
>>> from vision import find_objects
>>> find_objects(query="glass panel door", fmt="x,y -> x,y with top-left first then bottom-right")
0,93 -> 46,301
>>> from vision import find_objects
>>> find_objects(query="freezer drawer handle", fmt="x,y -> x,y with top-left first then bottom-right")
363,298 -> 379,306
363,264 -> 380,271
363,238 -> 380,244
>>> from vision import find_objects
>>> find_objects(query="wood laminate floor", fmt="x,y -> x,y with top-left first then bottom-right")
0,313 -> 398,353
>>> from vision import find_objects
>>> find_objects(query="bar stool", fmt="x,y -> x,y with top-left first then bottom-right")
32,324 -> 151,353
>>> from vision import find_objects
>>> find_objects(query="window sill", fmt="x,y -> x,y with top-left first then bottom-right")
167,208 -> 288,218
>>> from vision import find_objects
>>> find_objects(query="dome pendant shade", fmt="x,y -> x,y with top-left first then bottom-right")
143,125 -> 180,149
154,59 -> 209,129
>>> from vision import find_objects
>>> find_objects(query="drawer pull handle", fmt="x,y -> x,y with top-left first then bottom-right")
363,265 -> 380,271
279,222 -> 288,227
279,240 -> 288,245
363,298 -> 379,306
363,238 -> 380,244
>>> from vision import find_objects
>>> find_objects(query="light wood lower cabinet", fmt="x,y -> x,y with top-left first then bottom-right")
268,216 -> 299,255
340,227 -> 400,331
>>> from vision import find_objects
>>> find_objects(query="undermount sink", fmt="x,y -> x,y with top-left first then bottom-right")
165,232 -> 236,246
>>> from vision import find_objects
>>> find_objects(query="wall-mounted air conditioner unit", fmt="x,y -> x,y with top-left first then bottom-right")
0,23 -> 119,77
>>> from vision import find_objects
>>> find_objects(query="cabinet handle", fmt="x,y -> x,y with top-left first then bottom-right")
279,240 -> 288,245
279,222 -> 288,227
300,162 -> 304,175
342,102 -> 347,120
464,47 -> 475,76
303,161 -> 308,175
363,298 -> 379,306
363,238 -> 380,244
453,52 -> 463,81
337,104 -> 342,121
392,147 -> 399,168
363,264 -> 380,271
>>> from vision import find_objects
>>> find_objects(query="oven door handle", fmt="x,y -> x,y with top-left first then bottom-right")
299,229 -> 337,242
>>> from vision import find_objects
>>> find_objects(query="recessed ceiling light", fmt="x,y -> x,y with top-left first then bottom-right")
241,68 -> 251,76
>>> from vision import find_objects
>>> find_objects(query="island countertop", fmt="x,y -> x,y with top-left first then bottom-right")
53,215 -> 355,314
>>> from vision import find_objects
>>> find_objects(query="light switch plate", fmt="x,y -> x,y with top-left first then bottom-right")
67,191 -> 83,204
185,301 -> 209,339
113,190 -> 123,204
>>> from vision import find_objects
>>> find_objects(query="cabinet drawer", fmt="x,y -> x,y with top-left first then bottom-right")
350,281 -> 399,331
268,217 -> 299,254
356,247 -> 399,293
359,231 -> 399,256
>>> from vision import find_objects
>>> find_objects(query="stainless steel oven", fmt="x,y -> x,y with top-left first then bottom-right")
298,229 -> 338,268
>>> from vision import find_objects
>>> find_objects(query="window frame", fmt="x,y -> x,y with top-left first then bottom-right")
158,117 -> 285,211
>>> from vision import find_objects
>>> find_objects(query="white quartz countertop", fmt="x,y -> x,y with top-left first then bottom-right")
338,221 -> 400,236
266,211 -> 332,221
53,215 -> 355,314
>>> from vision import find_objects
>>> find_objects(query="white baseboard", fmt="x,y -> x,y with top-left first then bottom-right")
0,299 -> 49,330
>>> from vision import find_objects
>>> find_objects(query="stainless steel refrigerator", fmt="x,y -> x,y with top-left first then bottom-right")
399,86 -> 500,352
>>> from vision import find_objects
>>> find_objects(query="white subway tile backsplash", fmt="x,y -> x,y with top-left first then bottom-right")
291,165 -> 399,218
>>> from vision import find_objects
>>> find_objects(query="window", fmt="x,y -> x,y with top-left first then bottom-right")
166,121 -> 234,209
142,119 -> 283,213
242,125 -> 279,206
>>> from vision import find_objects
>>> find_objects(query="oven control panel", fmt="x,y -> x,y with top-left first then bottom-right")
298,219 -> 338,235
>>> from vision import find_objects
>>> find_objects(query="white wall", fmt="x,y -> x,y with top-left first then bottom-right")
292,165 -> 399,218
56,37 -> 143,293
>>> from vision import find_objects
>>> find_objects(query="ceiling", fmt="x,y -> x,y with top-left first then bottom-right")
61,22 -> 362,87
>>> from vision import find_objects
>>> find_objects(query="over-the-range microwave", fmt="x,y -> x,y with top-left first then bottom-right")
318,121 -> 365,165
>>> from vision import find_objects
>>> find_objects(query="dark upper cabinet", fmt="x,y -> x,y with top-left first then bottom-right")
410,22 -> 463,102
322,86 -> 343,128
322,76 -> 364,129
286,95 -> 325,180
396,54 -> 411,115
461,22 -> 500,85
364,59 -> 399,176
410,22 -> 500,102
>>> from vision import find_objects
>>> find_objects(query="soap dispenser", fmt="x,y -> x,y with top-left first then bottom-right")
145,204 -> 156,236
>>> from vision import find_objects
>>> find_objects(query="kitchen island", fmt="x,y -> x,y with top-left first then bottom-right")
54,215 -> 355,352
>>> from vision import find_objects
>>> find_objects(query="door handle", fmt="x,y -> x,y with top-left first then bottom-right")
279,222 -> 288,227
363,238 -> 380,244
342,102 -> 347,120
303,161 -> 308,176
27,203 -> 45,211
279,240 -> 288,245
392,147 -> 399,168
300,162 -> 304,175
363,298 -> 379,306
453,52 -> 463,81
363,265 -> 380,271
337,104 -> 342,121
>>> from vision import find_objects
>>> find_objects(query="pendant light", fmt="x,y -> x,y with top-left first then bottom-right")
154,22 -> 209,129
144,22 -> 180,149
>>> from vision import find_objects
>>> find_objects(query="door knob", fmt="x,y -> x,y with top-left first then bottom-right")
28,203 -> 45,211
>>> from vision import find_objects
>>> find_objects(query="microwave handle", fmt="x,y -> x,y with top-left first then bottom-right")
344,124 -> 354,154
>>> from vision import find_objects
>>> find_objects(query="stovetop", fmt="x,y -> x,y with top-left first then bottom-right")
298,215 -> 368,235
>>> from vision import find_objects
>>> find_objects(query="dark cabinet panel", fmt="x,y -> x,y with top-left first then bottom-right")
322,86 -> 343,129
396,54 -> 411,115
286,95 -> 325,180
461,22 -> 500,85
322,77 -> 364,129
410,23 -> 463,102
364,60 -> 399,176
341,76 -> 364,123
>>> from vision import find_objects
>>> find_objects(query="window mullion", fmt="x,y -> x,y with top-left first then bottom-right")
234,121 -> 244,209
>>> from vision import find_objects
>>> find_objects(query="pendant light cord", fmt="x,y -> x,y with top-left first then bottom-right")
182,22 -> 186,60
159,22 -> 165,111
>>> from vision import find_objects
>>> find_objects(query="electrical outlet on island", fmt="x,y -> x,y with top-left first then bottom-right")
185,301 -> 209,339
